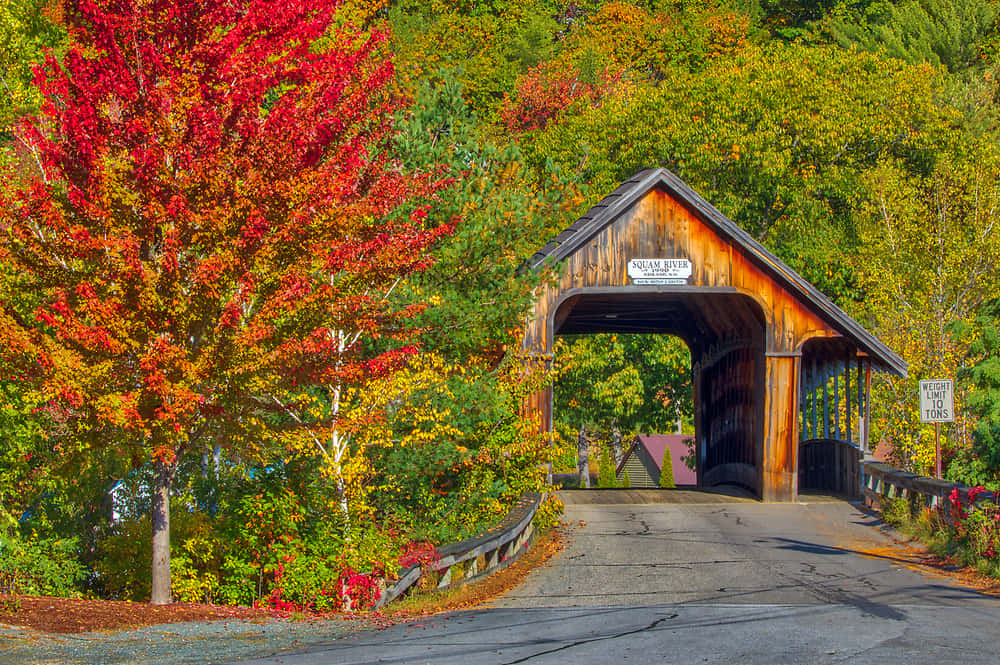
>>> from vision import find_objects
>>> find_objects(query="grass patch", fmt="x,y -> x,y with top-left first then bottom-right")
874,492 -> 1000,586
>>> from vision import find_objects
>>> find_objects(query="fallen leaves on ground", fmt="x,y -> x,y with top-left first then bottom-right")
0,526 -> 567,634
0,596 -> 273,634
853,536 -> 1000,597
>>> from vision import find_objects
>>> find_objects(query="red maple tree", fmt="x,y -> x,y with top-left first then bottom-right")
0,0 -> 449,604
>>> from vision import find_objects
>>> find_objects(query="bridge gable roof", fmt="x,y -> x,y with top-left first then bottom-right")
526,168 -> 906,376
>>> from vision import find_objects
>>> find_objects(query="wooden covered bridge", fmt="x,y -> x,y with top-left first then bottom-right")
522,168 -> 906,502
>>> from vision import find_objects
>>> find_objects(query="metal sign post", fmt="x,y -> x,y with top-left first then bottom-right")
919,379 -> 954,478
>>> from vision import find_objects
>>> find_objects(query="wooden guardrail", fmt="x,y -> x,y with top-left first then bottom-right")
799,438 -> 862,498
861,461 -> 996,522
376,492 -> 544,608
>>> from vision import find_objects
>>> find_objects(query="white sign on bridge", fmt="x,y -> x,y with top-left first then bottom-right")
919,379 -> 954,423
628,258 -> 692,285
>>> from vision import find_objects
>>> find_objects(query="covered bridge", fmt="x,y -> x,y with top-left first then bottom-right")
522,168 -> 906,502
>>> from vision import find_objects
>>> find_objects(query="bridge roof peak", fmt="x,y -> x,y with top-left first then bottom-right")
525,167 -> 906,376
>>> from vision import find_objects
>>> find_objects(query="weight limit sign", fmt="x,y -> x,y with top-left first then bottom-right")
920,379 -> 953,479
919,379 -> 954,423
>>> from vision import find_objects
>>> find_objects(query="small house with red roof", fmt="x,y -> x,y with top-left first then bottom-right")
617,435 -> 697,488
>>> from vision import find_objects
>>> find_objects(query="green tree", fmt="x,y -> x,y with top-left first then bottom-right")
554,334 -> 692,442
659,445 -> 675,488
945,299 -> 1000,490
827,0 -> 1000,74
824,0 -> 1000,137
394,71 -> 585,360
855,152 -> 1000,473
598,445 -> 616,487
526,42 -> 958,301
760,0 -> 842,40
957,300 -> 1000,487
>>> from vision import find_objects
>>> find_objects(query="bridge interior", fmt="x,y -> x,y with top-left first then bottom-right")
554,289 -> 769,494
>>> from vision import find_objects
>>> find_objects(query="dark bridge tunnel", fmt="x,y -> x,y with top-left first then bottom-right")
552,289 -> 768,494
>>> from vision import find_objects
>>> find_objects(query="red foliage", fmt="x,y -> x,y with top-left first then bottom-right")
0,0 -> 451,456
340,569 -> 381,611
950,487 -> 967,521
398,541 -> 440,570
255,565 -> 382,613
968,485 -> 990,504
500,63 -> 618,133
255,588 -> 303,615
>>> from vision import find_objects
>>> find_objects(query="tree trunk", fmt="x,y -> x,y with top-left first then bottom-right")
611,421 -> 622,467
150,458 -> 173,605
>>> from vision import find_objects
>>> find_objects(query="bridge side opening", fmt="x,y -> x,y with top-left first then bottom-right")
797,337 -> 873,497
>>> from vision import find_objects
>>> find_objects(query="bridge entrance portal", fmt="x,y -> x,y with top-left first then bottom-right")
522,169 -> 906,501
552,290 -> 765,492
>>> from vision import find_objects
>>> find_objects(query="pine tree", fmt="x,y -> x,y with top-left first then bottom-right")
598,445 -> 616,488
659,446 -> 675,488
829,0 -> 999,74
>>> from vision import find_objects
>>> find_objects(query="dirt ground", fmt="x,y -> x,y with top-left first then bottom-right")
0,527 -> 567,635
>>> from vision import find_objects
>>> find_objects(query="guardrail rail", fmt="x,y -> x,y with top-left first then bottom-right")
376,491 -> 544,608
862,461 -> 995,523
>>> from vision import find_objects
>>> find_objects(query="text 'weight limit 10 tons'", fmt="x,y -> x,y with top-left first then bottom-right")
919,379 -> 954,423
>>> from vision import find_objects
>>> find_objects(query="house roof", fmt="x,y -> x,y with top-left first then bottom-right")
526,167 -> 906,376
619,434 -> 697,486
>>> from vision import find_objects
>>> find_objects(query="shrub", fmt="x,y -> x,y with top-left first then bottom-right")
170,522 -> 225,604
533,494 -> 564,531
215,553 -> 259,607
880,495 -> 912,528
943,486 -> 1000,575
0,532 -> 84,597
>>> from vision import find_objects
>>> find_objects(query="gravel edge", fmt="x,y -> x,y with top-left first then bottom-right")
0,616 -> 376,665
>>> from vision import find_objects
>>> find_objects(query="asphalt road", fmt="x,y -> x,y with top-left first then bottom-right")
225,490 -> 1000,665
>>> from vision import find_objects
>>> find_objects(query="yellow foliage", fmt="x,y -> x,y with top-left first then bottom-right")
706,11 -> 751,57
338,0 -> 388,26
856,154 -> 1000,472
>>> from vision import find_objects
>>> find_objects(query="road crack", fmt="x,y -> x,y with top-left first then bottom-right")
615,512 -> 652,536
499,614 -> 678,664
